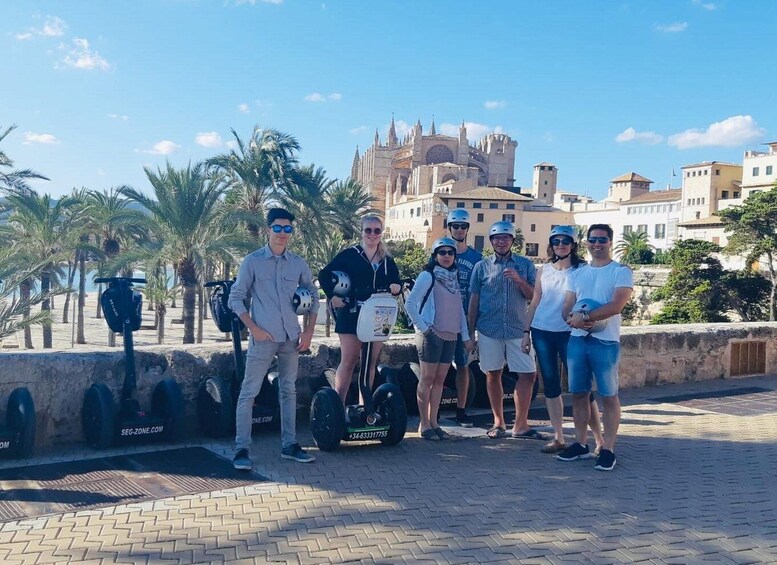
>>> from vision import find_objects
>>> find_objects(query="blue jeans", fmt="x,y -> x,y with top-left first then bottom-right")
567,335 -> 620,397
236,338 -> 298,451
531,328 -> 569,399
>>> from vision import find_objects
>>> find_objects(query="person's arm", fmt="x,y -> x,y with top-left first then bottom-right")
562,290 -> 577,325
387,256 -> 402,295
318,249 -> 350,298
522,266 -> 543,351
586,287 -> 633,322
404,271 -> 432,334
229,256 -> 272,341
467,264 -> 482,336
458,299 -> 471,343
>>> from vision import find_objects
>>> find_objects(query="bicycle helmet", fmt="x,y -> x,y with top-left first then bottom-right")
571,298 -> 607,333
330,270 -> 351,297
446,208 -> 470,225
431,237 -> 457,254
549,225 -> 576,242
488,221 -> 515,239
292,286 -> 314,315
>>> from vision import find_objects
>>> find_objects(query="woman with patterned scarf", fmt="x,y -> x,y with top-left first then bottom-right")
405,238 -> 474,440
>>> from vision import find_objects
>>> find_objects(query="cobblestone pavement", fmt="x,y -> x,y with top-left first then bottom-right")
1,376 -> 776,564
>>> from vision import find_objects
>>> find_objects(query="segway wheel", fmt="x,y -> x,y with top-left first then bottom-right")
82,383 -> 115,449
373,383 -> 407,446
263,373 -> 282,431
6,388 -> 36,458
396,362 -> 420,415
310,387 -> 345,452
152,379 -> 184,442
197,376 -> 233,438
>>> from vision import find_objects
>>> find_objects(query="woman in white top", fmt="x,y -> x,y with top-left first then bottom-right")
523,226 -> 604,454
405,238 -> 473,440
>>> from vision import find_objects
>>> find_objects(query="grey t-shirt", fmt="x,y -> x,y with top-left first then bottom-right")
455,246 -> 483,308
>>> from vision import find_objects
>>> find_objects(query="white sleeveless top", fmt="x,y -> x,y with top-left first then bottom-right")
531,264 -> 579,333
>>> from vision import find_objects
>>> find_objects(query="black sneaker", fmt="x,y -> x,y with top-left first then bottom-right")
594,448 -> 616,471
455,412 -> 474,428
281,443 -> 316,463
233,448 -> 252,471
556,442 -> 592,461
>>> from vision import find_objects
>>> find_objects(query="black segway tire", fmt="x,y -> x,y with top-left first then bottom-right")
263,372 -> 282,431
373,383 -> 407,446
310,387 -> 345,451
82,383 -> 115,449
152,379 -> 184,442
197,376 -> 233,438
396,362 -> 420,415
6,387 -> 36,458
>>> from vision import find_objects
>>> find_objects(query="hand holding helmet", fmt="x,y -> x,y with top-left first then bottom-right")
567,298 -> 608,333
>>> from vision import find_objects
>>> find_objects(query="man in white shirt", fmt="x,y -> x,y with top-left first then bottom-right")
558,224 -> 633,471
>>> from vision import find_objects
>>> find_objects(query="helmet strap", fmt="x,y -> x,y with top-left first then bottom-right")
450,233 -> 466,243
553,252 -> 571,262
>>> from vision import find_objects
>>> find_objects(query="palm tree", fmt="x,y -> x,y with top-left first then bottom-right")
0,189 -> 83,348
208,127 -> 300,244
0,253 -> 53,341
325,178 -> 376,241
141,273 -> 179,344
0,125 -> 49,192
280,164 -> 335,258
615,230 -> 655,265
120,161 -> 248,344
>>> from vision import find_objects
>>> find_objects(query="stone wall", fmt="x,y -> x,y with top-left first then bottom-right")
1,323 -> 775,448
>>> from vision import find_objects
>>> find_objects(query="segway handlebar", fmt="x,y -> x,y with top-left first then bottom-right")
94,277 -> 146,285
204,279 -> 234,289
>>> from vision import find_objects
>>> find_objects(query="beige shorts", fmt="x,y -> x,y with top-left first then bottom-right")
477,333 -> 537,373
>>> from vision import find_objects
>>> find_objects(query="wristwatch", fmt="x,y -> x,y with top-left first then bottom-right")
582,311 -> 590,322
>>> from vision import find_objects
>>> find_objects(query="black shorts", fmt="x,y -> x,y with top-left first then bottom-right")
334,308 -> 359,335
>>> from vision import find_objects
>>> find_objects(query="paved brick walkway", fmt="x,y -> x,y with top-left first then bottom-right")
1,376 -> 776,564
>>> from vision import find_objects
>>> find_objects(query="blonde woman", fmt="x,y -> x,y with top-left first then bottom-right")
319,216 -> 401,402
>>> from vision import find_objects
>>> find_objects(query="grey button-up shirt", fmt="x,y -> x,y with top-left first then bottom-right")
470,253 -> 536,340
228,246 -> 319,343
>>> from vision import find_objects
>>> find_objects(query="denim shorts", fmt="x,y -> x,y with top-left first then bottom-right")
416,331 -> 457,364
567,335 -> 620,397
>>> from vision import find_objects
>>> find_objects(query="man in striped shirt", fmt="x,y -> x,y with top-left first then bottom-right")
468,221 -> 539,440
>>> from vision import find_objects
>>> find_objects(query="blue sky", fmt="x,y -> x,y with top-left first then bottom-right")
2,0 -> 775,201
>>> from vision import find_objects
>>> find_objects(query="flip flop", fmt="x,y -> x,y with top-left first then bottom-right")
486,427 -> 507,439
433,427 -> 456,440
511,428 -> 544,440
420,428 -> 439,440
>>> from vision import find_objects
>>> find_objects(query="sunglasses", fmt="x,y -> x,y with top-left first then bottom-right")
270,224 -> 294,234
587,236 -> 610,244
363,227 -> 382,235
449,223 -> 469,230
550,238 -> 573,246
436,249 -> 455,256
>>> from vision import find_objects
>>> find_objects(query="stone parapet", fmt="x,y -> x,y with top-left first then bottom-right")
1,323 -> 774,448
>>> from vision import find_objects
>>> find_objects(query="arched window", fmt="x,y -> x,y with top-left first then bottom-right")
426,145 -> 455,165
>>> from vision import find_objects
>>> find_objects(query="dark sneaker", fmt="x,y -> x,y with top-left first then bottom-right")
455,412 -> 474,428
281,443 -> 316,463
233,448 -> 252,471
594,448 -> 616,471
556,442 -> 592,461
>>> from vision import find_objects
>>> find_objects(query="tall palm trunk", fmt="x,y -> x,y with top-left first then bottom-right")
77,250 -> 87,344
21,279 -> 33,349
171,263 -> 178,308
63,257 -> 77,324
180,258 -> 197,344
41,270 -> 52,349
157,305 -> 166,344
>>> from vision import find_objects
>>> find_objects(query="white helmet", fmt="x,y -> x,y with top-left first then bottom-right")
292,287 -> 314,314
489,221 -> 515,239
549,225 -> 576,242
446,208 -> 470,226
571,298 -> 607,333
330,270 -> 351,297
431,237 -> 457,254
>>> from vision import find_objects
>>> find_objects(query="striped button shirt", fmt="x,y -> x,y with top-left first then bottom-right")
469,253 -> 536,340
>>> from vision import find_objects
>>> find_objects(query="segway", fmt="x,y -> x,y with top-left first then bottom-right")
310,293 -> 407,451
378,361 -> 476,416
0,387 -> 36,458
197,279 -> 281,438
82,277 -> 184,449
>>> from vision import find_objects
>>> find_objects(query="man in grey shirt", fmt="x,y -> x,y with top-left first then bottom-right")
468,221 -> 539,440
228,208 -> 319,469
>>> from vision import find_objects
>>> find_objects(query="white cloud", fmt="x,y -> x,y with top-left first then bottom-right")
195,132 -> 223,147
615,127 -> 664,145
15,15 -> 67,40
440,122 -> 503,140
59,38 -> 111,71
226,140 -> 238,150
97,169 -> 105,176
141,140 -> 180,155
484,100 -> 507,110
668,115 -> 765,149
238,103 -> 250,113
304,92 -> 342,102
15,33 -> 33,41
656,22 -> 688,33
389,120 -> 412,138
349,126 -> 368,135
693,0 -> 716,10
108,113 -> 129,121
23,132 -> 59,145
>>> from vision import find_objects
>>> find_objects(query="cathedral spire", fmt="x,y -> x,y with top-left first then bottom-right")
430,115 -> 436,135
388,113 -> 398,148
351,146 -> 360,179
374,128 -> 380,147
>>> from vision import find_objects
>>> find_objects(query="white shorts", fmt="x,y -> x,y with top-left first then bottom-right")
477,333 -> 537,374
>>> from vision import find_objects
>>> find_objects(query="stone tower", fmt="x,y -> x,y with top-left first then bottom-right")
532,162 -> 558,205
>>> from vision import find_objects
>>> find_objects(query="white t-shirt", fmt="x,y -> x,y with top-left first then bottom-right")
565,261 -> 633,342
531,264 -> 582,333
